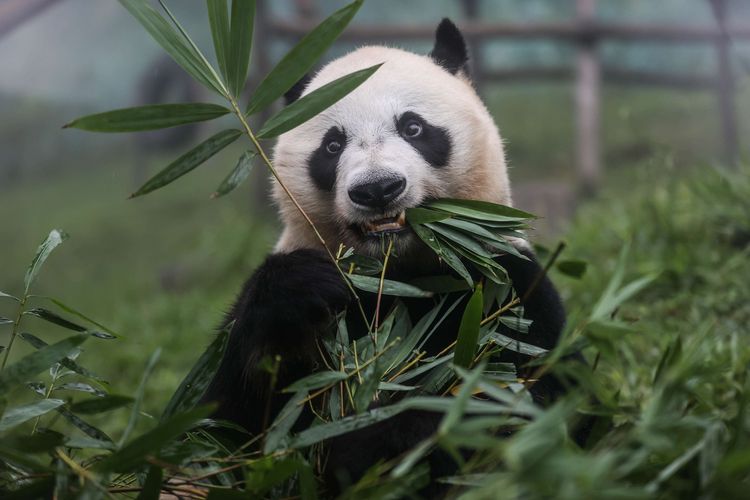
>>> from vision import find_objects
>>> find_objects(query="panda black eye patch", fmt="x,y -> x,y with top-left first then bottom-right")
308,127 -> 346,191
396,111 -> 452,168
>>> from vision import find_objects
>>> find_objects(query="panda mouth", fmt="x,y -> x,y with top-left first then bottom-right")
361,211 -> 407,235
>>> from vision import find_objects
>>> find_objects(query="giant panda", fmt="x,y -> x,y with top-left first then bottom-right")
203,18 -> 578,494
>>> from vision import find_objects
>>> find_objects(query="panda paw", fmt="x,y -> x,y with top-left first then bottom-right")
229,249 -> 351,349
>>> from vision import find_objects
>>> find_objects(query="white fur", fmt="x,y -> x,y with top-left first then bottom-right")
271,45 -> 513,256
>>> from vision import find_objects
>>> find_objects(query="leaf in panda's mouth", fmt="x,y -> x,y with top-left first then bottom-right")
362,211 -> 406,235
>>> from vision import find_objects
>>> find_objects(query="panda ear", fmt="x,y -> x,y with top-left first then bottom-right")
429,18 -> 469,76
284,74 -> 312,105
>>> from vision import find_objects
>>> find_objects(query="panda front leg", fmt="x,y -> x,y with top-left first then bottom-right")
202,249 -> 350,436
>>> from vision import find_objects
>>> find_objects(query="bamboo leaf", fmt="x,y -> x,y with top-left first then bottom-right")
263,390 -> 308,454
0,334 -> 87,392
212,150 -> 256,198
131,129 -> 242,198
20,333 -> 107,383
426,199 -> 535,221
453,285 -> 483,368
57,408 -> 113,443
46,298 -> 119,337
138,466 -> 164,500
411,224 -> 472,285
440,363 -> 486,433
284,371 -> 348,393
120,349 -> 161,447
69,395 -> 133,414
246,0 -> 363,114
162,328 -> 229,420
0,291 -> 19,302
95,406 -> 213,473
0,399 -> 65,431
257,64 -> 381,138
118,0 -> 225,94
54,382 -> 107,397
227,0 -> 255,97
24,229 -> 68,295
348,274 -> 432,298
207,0 -> 230,82
64,103 -> 230,132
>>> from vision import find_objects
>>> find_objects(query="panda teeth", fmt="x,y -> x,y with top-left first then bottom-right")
363,211 -> 407,234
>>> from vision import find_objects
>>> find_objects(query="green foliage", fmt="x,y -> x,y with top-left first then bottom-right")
67,0 -> 375,201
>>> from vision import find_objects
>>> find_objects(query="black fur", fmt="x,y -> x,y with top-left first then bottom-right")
308,127 -> 346,192
284,74 -> 312,105
430,18 -> 470,76
397,111 -> 452,168
203,249 -> 349,435
203,245 -> 575,493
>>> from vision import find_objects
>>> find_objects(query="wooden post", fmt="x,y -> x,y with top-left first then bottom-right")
575,0 -> 601,195
710,0 -> 740,167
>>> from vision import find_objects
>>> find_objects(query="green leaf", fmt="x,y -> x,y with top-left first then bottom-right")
348,274 -> 432,298
95,405 -> 214,473
69,395 -> 133,414
57,408 -> 113,443
206,0 -> 230,83
227,0 -> 255,97
0,399 -> 65,431
118,0 -> 225,94
24,229 -> 68,295
489,331 -> 548,357
0,317 -> 12,326
426,199 -> 535,221
284,370 -> 348,393
411,224 -> 472,285
137,466 -> 163,500
453,285 -> 483,368
405,207 -> 452,225
212,150 -> 256,198
20,333 -> 107,383
0,430 -> 65,453
0,291 -> 19,302
556,259 -> 588,279
257,64 -> 381,138
54,382 -> 106,397
263,390 -> 308,454
120,349 -> 161,447
64,103 -> 230,132
162,328 -> 228,420
0,334 -> 87,392
246,0 -> 363,114
47,297 -> 120,337
440,363 -> 486,433
131,129 -> 242,198
25,308 -> 85,332
64,436 -> 117,450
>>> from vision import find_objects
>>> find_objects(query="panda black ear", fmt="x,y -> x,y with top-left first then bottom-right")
284,74 -> 312,105
429,18 -> 469,76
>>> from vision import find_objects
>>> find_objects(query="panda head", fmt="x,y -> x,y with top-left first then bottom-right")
272,19 -> 512,260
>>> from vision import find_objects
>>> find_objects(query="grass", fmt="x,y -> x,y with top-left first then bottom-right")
0,149 -> 276,427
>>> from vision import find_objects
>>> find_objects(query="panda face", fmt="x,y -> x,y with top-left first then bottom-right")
272,28 -> 512,259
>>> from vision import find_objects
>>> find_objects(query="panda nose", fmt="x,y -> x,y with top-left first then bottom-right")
348,176 -> 407,208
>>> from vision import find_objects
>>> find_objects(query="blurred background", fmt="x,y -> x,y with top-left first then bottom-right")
1,0 -> 748,419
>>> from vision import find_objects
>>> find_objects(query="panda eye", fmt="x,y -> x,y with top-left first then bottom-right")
325,140 -> 342,155
402,120 -> 423,139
